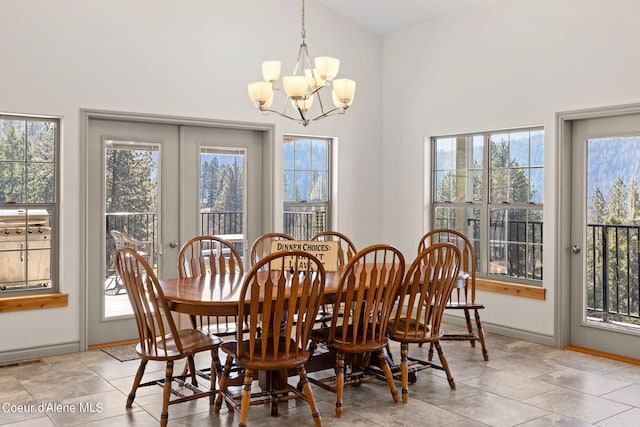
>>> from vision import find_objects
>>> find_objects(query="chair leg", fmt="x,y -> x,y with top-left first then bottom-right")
434,341 -> 455,389
214,356 -> 234,414
239,368 -> 253,427
427,342 -> 435,361
209,349 -> 217,405
126,358 -> 148,408
212,347 -> 223,383
336,352 -> 345,418
187,355 -> 198,386
297,366 -> 323,427
161,360 -> 174,427
399,343 -> 409,403
463,308 -> 475,348
376,350 -> 400,404
475,309 -> 489,361
180,359 -> 190,377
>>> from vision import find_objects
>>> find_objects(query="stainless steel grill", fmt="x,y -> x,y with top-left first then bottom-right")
0,209 -> 51,292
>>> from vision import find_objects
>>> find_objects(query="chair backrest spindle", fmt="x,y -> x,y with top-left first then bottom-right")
238,251 -> 326,364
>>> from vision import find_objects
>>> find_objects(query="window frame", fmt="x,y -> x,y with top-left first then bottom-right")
282,135 -> 332,240
0,114 -> 59,296
431,126 -> 544,286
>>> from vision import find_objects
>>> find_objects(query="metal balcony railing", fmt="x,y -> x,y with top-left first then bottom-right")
103,213 -> 640,326
105,210 -> 325,268
587,223 -> 640,326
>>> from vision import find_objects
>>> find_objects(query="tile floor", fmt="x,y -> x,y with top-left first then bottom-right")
2,325 -> 640,426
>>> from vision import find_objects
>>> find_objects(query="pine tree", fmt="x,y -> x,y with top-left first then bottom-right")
105,147 -> 157,237
629,177 -> 640,224
589,187 -> 608,223
606,177 -> 628,224
0,120 -> 27,203
26,121 -> 56,203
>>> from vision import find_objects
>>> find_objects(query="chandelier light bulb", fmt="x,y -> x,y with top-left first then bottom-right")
247,81 -> 274,107
283,76 -> 309,98
332,78 -> 356,105
305,68 -> 325,89
262,61 -> 281,83
291,95 -> 314,112
314,57 -> 340,81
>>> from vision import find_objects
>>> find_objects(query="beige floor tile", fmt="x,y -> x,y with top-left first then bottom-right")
523,388 -> 631,424
3,326 -> 640,426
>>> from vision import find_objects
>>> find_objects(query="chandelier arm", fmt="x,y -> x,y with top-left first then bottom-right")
315,90 -> 327,114
307,106 -> 348,122
258,107 -> 298,122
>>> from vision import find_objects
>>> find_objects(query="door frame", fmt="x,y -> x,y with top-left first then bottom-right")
556,102 -> 640,349
79,109 -> 275,350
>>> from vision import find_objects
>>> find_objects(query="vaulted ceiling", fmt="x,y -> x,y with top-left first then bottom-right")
316,0 -> 501,35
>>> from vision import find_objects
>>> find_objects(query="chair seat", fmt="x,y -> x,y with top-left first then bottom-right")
310,325 -> 388,354
220,337 -> 311,371
387,317 -> 443,344
198,322 -> 242,337
445,302 -> 485,309
136,329 -> 223,361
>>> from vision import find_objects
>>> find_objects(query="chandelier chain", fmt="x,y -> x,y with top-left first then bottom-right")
301,0 -> 306,41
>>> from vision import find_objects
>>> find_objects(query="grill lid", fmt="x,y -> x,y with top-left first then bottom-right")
0,209 -> 50,227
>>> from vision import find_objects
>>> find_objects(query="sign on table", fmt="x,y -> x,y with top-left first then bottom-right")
270,241 -> 339,272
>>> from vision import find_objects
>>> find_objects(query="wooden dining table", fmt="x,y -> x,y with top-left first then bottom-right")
158,267 -> 402,387
159,269 -> 343,317
159,269 -> 349,387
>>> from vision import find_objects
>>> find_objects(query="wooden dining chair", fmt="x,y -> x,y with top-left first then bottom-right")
308,244 -> 405,418
249,232 -> 294,267
178,235 -> 245,337
386,242 -> 462,402
418,229 -> 489,361
213,250 -> 326,427
115,247 -> 222,427
311,231 -> 357,326
311,231 -> 357,267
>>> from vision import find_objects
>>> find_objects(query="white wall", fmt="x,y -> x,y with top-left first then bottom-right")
0,0 -> 383,358
382,0 -> 640,338
6,0 -> 639,360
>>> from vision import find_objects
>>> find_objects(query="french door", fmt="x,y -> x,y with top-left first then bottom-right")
570,112 -> 640,359
86,117 -> 264,346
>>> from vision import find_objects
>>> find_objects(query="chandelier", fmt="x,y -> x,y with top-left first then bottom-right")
247,0 -> 356,127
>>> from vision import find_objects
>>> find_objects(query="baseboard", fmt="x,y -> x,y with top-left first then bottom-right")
564,344 -> 640,365
0,342 -> 81,364
442,314 -> 556,347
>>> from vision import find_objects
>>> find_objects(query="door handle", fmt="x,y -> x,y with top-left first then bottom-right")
570,245 -> 581,254
169,241 -> 179,248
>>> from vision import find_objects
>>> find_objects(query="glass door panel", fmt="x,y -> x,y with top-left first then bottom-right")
104,141 -> 159,318
200,147 -> 245,257
585,136 -> 640,330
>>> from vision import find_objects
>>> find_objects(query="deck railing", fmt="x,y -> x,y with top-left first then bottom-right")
103,213 -> 640,326
106,210 -> 324,267
587,223 -> 640,326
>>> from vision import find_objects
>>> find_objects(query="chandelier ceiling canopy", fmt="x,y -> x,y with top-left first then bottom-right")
247,0 -> 356,127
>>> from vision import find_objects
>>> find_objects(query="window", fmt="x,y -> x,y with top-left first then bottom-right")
283,135 -> 331,240
0,115 -> 58,295
432,127 -> 543,284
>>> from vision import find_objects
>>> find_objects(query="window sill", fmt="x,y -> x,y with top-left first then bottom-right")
476,278 -> 545,300
0,293 -> 69,312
